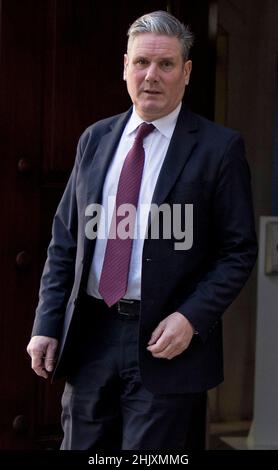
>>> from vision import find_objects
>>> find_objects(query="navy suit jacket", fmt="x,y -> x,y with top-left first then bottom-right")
32,105 -> 258,393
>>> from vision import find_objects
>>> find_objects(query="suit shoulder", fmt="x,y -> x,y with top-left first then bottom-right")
78,111 -> 129,150
192,112 -> 242,143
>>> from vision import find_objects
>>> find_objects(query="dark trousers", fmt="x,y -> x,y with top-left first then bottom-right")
60,296 -> 203,450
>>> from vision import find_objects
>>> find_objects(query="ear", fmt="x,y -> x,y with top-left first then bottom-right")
184,60 -> 192,85
123,54 -> 128,81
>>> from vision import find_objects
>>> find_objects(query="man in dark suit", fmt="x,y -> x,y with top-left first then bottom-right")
27,11 -> 257,450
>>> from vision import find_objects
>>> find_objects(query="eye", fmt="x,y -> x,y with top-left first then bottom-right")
161,60 -> 174,69
134,58 -> 149,68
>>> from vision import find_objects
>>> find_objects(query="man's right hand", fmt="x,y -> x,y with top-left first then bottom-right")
27,336 -> 58,379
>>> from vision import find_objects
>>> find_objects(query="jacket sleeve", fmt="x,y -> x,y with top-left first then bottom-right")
31,135 -> 85,339
178,134 -> 258,341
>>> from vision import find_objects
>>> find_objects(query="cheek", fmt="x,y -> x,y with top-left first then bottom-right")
169,76 -> 186,95
128,74 -> 143,91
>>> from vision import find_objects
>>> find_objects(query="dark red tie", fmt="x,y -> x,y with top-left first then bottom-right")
99,122 -> 155,307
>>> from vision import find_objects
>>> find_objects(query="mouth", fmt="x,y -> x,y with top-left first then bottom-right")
143,90 -> 162,95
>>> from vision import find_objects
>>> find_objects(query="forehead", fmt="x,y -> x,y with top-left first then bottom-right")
128,33 -> 183,59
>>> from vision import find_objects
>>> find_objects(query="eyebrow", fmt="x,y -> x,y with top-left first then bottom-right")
133,55 -> 175,61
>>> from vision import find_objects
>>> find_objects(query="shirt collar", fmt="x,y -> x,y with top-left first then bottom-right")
125,102 -> 182,139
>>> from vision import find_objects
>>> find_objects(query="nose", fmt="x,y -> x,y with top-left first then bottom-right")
145,63 -> 159,83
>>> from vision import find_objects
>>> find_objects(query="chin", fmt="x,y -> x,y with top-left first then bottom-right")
139,105 -> 164,120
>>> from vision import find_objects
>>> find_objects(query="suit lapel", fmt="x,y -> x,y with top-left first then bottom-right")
83,105 -> 198,246
82,109 -> 132,282
150,106 -> 198,210
86,109 -> 132,204
86,105 -> 198,208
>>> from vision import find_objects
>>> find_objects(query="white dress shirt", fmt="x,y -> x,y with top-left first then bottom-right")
87,102 -> 181,299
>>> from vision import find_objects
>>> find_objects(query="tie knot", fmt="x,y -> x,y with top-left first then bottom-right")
135,122 -> 155,142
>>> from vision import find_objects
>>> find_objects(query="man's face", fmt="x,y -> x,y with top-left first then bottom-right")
124,33 -> 192,121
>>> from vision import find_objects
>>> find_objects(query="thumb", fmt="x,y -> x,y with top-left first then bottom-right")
148,323 -> 164,345
44,343 -> 57,372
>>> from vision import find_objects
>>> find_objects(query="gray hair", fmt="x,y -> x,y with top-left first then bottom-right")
127,10 -> 194,61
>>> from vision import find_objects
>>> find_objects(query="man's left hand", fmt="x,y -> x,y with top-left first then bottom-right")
147,312 -> 194,360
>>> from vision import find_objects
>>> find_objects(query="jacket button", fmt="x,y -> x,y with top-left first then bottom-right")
146,258 -> 152,262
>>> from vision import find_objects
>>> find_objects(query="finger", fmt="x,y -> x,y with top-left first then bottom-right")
44,345 -> 57,372
151,337 -> 191,359
34,366 -> 48,379
147,326 -> 174,352
150,342 -> 176,359
147,323 -> 165,345
147,336 -> 170,354
31,350 -> 45,370
44,356 -> 56,372
31,355 -> 48,379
